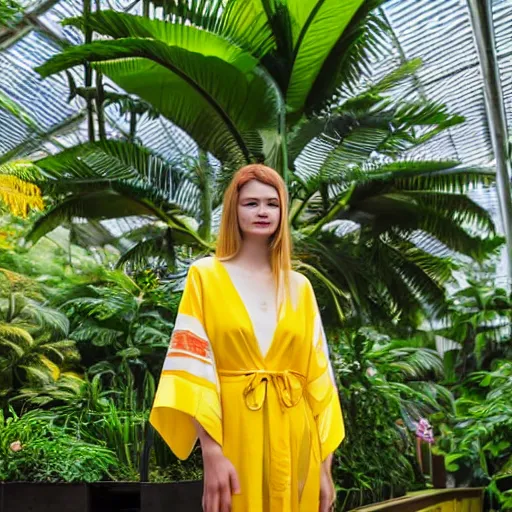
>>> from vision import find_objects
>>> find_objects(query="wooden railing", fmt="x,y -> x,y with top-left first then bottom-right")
350,488 -> 484,512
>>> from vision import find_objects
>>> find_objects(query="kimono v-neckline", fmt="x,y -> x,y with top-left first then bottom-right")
214,256 -> 283,363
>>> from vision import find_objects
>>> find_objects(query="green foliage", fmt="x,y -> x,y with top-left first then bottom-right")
331,328 -> 451,509
1,0 -> 507,499
54,268 -> 176,406
37,13 -> 282,169
428,253 -> 512,509
436,264 -> 512,378
0,0 -> 23,26
0,283 -> 81,404
0,408 -> 116,482
0,223 -> 189,482
32,25 -> 498,324
432,360 -> 512,509
0,216 -> 107,288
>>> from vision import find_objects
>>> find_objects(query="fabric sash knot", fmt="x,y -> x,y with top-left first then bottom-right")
218,369 -> 306,410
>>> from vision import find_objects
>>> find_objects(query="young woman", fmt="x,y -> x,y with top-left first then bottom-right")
150,164 -> 344,512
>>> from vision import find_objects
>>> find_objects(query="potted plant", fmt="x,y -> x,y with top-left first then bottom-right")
0,409 -> 115,512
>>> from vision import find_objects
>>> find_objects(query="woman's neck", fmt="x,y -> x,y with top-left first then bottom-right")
231,237 -> 272,273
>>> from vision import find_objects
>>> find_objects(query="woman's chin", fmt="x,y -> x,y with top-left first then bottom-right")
244,228 -> 276,239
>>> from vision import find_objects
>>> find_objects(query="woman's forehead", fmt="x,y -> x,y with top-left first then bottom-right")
239,179 -> 279,199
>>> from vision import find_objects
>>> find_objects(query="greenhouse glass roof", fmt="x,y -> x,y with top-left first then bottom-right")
0,0 -> 510,283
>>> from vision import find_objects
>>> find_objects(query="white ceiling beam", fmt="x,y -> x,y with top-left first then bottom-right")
468,0 -> 512,281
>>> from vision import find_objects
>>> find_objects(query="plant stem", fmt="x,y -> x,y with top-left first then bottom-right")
96,71 -> 106,141
310,183 -> 356,236
83,0 -> 95,142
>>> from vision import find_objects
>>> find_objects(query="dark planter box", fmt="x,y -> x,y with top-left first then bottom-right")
88,482 -> 140,512
1,483 -> 88,512
141,481 -> 202,512
0,481 -> 203,512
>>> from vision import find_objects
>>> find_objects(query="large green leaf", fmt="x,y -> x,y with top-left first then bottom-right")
0,160 -> 45,182
26,190 -> 160,245
35,141 -> 179,198
116,232 -> 177,270
0,92 -> 37,129
36,38 -> 280,167
64,10 -> 270,67
139,0 -> 274,57
394,167 -> 495,193
286,0 -> 364,112
305,1 -> 390,112
25,186 -> 208,249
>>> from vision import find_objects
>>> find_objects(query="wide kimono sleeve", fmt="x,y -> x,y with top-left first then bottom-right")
149,263 -> 222,460
305,280 -> 345,461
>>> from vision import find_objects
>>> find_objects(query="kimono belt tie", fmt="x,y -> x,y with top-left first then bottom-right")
218,369 -> 306,411
219,369 -> 311,499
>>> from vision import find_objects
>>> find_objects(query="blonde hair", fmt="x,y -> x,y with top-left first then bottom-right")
216,164 -> 292,296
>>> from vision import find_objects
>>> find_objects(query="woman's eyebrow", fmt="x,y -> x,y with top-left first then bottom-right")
241,196 -> 280,201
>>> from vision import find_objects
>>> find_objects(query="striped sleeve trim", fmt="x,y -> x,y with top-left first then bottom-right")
163,313 -> 217,386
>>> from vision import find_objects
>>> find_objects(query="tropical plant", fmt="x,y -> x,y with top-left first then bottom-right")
27,1 -> 498,325
0,0 -> 23,26
0,168 -> 44,218
0,407 -> 117,482
0,275 -> 81,406
70,399 -> 148,481
0,117 -> 43,218
432,360 -> 512,510
434,265 -> 512,380
23,96 -> 495,325
47,267 -> 177,410
330,327 -> 452,509
0,7 -> 44,220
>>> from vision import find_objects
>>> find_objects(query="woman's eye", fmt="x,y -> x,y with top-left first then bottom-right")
269,203 -> 279,208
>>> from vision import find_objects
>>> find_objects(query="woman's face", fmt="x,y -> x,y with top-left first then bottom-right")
237,179 -> 281,240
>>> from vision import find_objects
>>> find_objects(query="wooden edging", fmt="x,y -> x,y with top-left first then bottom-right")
350,488 -> 484,512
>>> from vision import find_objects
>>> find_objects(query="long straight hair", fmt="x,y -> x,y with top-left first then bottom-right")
216,164 -> 292,299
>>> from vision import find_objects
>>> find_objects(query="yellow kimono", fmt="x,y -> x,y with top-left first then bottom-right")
150,256 -> 345,511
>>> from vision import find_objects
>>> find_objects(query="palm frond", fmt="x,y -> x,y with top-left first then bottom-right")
373,236 -> 448,316
25,189 -> 160,246
37,140 -> 179,200
388,235 -> 455,284
306,3 -> 390,112
388,348 -> 444,380
0,176 -> 44,218
394,166 -> 495,193
66,6 -> 274,59
0,91 -> 37,129
0,160 -> 46,182
285,0 -> 365,113
116,229 -> 177,270
399,191 -> 495,234
37,34 -> 279,166
412,208 -> 491,261
367,58 -> 423,95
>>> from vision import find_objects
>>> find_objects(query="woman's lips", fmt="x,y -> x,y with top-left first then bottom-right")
254,221 -> 270,226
